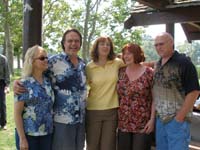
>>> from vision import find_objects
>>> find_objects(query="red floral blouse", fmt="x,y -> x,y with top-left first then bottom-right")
117,66 -> 153,133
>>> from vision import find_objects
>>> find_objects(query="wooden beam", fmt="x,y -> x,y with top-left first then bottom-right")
166,23 -> 174,38
138,0 -> 170,9
181,23 -> 192,43
124,5 -> 200,29
187,22 -> 200,30
188,32 -> 200,41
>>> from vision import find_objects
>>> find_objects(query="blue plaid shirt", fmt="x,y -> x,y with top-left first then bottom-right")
48,53 -> 87,124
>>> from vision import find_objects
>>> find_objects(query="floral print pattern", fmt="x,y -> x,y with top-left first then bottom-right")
117,67 -> 153,132
47,53 -> 87,124
15,76 -> 54,136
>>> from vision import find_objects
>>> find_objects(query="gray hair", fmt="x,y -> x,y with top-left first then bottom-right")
22,45 -> 42,78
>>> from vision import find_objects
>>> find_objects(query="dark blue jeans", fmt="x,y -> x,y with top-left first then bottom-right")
0,80 -> 6,127
15,129 -> 52,150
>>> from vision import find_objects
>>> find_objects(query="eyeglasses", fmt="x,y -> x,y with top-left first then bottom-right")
34,56 -> 48,61
154,42 -> 164,47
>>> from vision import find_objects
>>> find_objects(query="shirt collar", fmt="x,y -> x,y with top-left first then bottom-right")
157,50 -> 178,67
61,52 -> 84,64
89,60 -> 114,68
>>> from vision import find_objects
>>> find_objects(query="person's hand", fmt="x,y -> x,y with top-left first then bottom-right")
20,137 -> 29,150
141,61 -> 156,68
13,80 -> 26,95
175,115 -> 184,123
4,86 -> 10,94
143,119 -> 154,134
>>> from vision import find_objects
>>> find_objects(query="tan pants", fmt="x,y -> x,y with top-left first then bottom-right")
86,108 -> 118,150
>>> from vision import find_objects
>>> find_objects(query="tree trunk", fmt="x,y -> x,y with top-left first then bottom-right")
3,0 -> 14,75
82,0 -> 91,62
82,0 -> 101,62
17,54 -> 21,69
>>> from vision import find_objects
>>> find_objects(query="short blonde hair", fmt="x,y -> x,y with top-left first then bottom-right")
22,45 -> 43,78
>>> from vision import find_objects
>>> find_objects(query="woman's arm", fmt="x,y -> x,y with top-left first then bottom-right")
144,99 -> 155,134
13,80 -> 27,95
14,101 -> 29,150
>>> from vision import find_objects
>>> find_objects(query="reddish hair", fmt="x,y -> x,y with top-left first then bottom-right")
121,43 -> 145,64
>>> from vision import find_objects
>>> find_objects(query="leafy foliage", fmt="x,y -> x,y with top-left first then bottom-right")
42,0 -> 144,60
0,0 -> 22,70
1,0 -> 199,70
141,34 -> 159,61
176,41 -> 200,65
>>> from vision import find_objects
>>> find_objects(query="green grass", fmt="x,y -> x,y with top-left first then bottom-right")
1,69 -> 199,150
0,91 -> 15,150
0,69 -> 21,150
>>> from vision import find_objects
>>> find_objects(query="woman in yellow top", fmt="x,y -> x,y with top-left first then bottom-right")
86,36 -> 124,150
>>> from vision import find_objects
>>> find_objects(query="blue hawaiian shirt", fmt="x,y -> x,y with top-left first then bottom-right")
48,52 -> 87,124
14,76 -> 54,136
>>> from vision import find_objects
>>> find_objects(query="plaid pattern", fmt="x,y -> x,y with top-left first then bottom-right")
153,51 -> 197,122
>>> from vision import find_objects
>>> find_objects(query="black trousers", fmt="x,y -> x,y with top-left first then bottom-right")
0,80 -> 6,126
117,130 -> 152,150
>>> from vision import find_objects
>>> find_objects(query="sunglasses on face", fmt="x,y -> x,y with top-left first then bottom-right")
34,56 -> 48,61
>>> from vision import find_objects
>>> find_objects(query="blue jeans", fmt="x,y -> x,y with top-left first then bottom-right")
15,129 -> 52,150
52,122 -> 85,150
156,117 -> 190,150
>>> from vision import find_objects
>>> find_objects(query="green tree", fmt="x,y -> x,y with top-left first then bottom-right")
43,0 -> 73,53
141,34 -> 159,61
190,42 -> 200,65
10,0 -> 23,69
0,0 -> 23,71
176,41 -> 192,55
0,0 -> 14,74
174,41 -> 200,65
42,0 -> 144,61
0,0 -> 145,72
100,0 -> 144,53
81,0 -> 104,62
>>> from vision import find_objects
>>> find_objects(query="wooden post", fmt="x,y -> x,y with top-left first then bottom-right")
166,23 -> 174,39
23,0 -> 42,59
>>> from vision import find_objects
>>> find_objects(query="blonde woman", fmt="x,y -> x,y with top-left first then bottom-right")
14,45 -> 54,150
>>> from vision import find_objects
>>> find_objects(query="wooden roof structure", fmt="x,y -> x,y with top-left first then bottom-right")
124,0 -> 200,42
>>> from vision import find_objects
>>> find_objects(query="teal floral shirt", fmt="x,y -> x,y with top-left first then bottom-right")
15,76 -> 54,136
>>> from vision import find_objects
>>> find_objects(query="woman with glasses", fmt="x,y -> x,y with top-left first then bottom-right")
14,45 -> 54,150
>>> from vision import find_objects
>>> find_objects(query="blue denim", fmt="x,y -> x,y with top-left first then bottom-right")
156,117 -> 190,150
15,129 -> 52,150
52,122 -> 85,150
